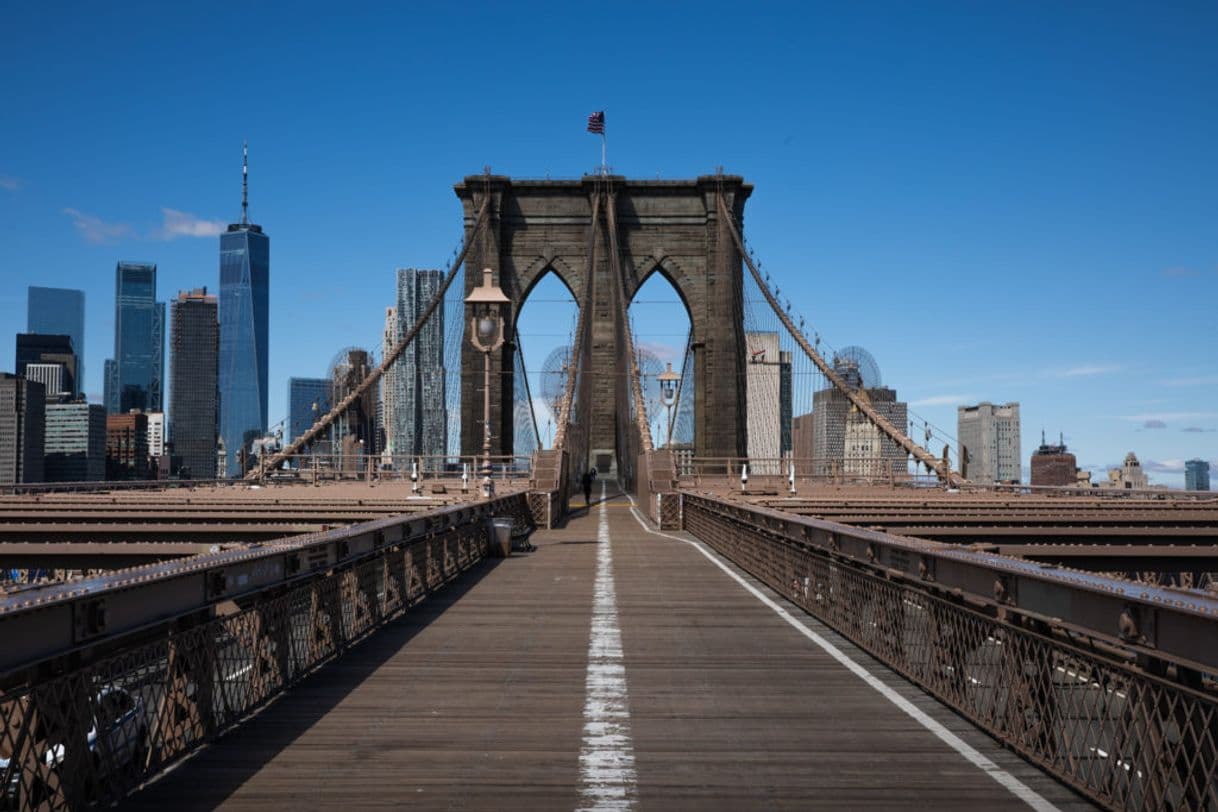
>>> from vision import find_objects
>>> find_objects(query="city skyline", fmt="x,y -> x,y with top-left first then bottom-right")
0,3 -> 1214,485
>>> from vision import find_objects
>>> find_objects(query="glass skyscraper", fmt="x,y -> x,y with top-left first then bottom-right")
288,377 -> 331,463
219,145 -> 270,477
1186,459 -> 1211,491
103,263 -> 164,414
393,268 -> 446,461
27,287 -> 85,396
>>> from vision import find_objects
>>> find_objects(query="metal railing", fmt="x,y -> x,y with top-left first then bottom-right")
682,493 -> 1218,810
0,494 -> 531,810
674,456 -> 942,488
270,453 -> 532,483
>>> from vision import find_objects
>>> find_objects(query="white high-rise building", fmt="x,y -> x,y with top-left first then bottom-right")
146,411 -> 165,458
745,331 -> 786,474
381,306 -> 398,456
843,408 -> 886,478
957,402 -> 1021,484
24,363 -> 65,399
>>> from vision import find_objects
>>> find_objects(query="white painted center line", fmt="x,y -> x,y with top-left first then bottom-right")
626,499 -> 1059,812
577,480 -> 637,811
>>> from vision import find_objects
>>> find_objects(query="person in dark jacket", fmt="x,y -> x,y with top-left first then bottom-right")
581,469 -> 594,506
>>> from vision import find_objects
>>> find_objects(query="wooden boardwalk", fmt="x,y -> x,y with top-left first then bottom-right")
125,483 -> 1092,810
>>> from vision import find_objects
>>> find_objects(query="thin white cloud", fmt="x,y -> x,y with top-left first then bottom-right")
1143,459 -> 1187,474
1160,375 -> 1218,387
1120,412 -> 1218,422
1049,363 -> 1123,378
910,394 -> 973,407
62,207 -> 131,244
0,175 -> 20,191
157,208 -> 226,240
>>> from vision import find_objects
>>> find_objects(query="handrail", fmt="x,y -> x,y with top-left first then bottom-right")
682,492 -> 1218,673
0,491 -> 529,678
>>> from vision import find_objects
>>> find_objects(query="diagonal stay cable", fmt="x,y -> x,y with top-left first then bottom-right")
250,195 -> 492,479
714,189 -> 964,488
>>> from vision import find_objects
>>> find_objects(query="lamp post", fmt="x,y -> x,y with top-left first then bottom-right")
465,268 -> 510,498
657,362 -> 680,449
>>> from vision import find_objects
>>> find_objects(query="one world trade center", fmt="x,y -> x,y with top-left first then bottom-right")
218,143 -> 269,476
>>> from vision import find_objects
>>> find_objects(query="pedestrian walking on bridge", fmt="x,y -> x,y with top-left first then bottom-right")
581,469 -> 595,506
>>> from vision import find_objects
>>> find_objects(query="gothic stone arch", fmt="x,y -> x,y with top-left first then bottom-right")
454,174 -> 752,466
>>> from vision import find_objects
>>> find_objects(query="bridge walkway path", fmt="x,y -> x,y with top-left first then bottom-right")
124,481 -> 1091,811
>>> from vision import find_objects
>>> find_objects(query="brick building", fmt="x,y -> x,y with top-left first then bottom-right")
106,411 -> 150,480
1030,432 -> 1078,487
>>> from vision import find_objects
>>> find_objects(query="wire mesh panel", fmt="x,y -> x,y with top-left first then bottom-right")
0,496 -> 533,811
683,496 -> 1218,811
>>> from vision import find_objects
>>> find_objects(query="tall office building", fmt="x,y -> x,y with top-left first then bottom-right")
219,144 -> 270,477
16,333 -> 77,396
146,412 -> 165,458
44,402 -> 106,482
106,411 -> 149,480
957,402 -> 1021,484
1186,459 -> 1211,491
791,411 -> 815,474
0,374 -> 45,484
170,289 -> 219,480
27,287 -> 85,396
103,263 -> 165,414
811,361 -> 908,480
330,349 -> 378,474
23,364 -> 66,400
381,306 -> 398,455
393,269 -> 445,461
745,332 -> 788,473
288,377 -> 331,462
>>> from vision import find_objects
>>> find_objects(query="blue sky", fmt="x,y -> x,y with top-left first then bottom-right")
1,2 -> 1214,485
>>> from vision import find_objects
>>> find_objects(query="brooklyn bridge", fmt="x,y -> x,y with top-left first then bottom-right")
1,174 -> 1215,811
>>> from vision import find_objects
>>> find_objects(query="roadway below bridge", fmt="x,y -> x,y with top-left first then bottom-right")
124,482 -> 1090,810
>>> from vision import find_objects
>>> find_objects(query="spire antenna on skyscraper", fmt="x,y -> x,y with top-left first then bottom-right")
241,141 -> 249,226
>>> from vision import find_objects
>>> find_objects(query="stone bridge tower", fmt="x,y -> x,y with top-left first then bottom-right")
455,173 -> 751,468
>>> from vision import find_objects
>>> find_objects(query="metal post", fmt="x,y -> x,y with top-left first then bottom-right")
482,349 -> 494,498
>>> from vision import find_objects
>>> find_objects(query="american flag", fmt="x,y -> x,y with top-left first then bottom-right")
586,111 -> 605,134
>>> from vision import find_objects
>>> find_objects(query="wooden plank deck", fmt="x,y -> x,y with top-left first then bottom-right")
124,483 -> 1092,810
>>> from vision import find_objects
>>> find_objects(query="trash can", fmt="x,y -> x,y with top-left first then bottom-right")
488,518 -> 514,558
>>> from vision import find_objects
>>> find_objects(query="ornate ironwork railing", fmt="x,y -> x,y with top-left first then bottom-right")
0,494 -> 530,810
682,494 -> 1218,811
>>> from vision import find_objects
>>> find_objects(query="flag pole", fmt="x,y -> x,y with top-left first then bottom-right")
601,132 -> 607,175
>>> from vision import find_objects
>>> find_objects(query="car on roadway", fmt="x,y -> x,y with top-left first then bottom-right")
1,685 -> 148,808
